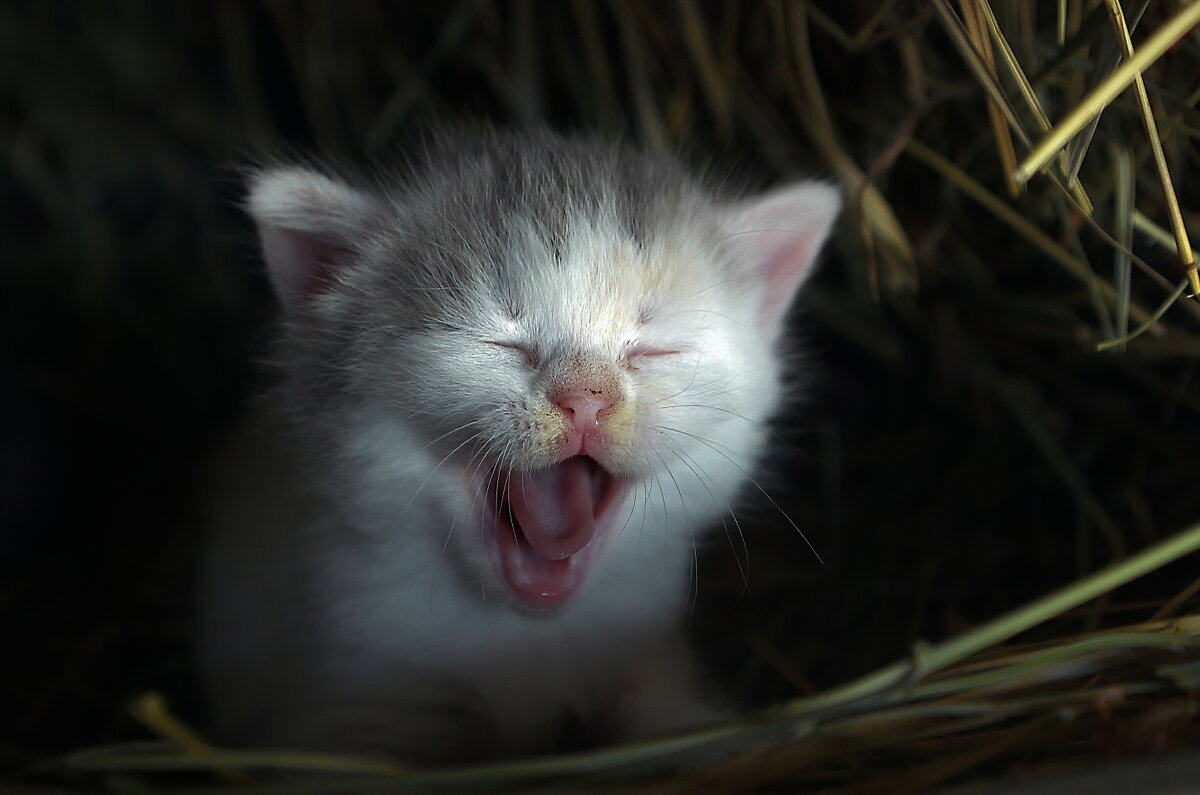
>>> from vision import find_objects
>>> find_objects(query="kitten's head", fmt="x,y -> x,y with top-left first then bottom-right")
247,130 -> 839,611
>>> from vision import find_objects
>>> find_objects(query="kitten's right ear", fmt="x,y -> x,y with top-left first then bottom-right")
723,180 -> 840,334
246,167 -> 379,310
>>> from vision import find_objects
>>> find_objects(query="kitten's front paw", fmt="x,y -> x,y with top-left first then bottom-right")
613,641 -> 732,742
623,692 -> 732,741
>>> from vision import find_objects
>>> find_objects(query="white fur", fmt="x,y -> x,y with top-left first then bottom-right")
199,148 -> 839,762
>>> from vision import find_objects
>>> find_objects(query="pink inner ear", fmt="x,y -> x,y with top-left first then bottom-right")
728,182 -> 840,333
755,230 -> 820,327
260,225 -> 349,310
248,167 -> 375,312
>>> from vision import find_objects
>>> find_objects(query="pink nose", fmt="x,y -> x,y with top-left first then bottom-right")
554,390 -> 612,434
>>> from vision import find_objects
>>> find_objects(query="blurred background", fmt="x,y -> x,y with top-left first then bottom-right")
3,0 -> 1200,787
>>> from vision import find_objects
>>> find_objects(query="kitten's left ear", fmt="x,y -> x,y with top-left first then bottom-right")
246,167 -> 382,311
724,181 -> 841,332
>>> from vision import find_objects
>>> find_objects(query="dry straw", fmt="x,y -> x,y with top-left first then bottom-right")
10,1 -> 1200,791
57,522 -> 1200,791
1014,0 -> 1200,293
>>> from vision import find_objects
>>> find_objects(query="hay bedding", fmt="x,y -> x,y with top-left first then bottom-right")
3,2 -> 1200,792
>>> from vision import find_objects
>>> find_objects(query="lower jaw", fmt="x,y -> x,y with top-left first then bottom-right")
491,509 -> 599,609
468,463 -> 627,610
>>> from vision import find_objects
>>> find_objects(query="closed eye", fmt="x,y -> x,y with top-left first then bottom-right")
625,346 -> 681,370
484,340 -> 539,368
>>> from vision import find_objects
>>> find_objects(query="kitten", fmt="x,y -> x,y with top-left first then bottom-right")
198,128 -> 839,763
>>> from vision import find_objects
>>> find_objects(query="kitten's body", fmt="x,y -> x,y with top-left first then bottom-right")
199,129 -> 838,762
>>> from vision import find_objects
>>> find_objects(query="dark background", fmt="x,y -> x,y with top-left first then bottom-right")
3,0 -> 1199,772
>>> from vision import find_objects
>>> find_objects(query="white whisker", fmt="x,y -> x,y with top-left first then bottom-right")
659,425 -> 823,566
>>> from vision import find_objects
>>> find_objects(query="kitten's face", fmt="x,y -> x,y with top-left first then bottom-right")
248,133 -> 839,611
367,216 -> 778,608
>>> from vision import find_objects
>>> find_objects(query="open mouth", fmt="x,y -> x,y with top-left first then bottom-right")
482,456 -> 626,607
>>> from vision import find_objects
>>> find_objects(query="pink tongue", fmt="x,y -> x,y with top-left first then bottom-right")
507,458 -> 597,559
